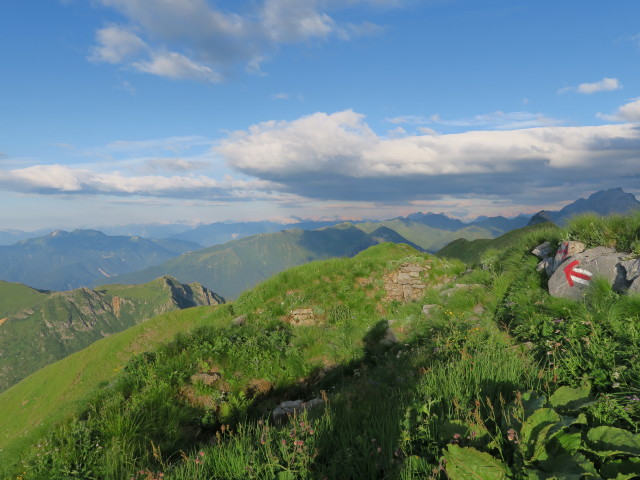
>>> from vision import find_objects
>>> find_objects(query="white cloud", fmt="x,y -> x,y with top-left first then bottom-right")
559,77 -> 623,95
133,51 -> 223,83
577,77 -> 623,94
261,0 -> 336,42
89,25 -> 148,64
0,164 -> 277,201
598,98 -> 640,122
217,110 -> 640,201
91,0 -> 391,82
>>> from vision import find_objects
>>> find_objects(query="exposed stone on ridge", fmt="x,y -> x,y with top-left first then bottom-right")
532,242 -> 553,259
548,247 -> 628,300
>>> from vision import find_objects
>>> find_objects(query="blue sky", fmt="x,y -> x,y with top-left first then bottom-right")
2,0 -> 640,230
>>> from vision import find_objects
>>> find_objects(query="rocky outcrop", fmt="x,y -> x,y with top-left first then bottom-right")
534,241 -> 640,300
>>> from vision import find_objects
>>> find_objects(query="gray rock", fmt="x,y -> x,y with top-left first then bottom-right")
532,242 -> 553,259
552,241 -> 586,272
232,314 -> 247,326
272,398 -> 324,425
620,258 -> 640,282
422,304 -> 437,316
630,276 -> 640,294
548,247 -> 627,300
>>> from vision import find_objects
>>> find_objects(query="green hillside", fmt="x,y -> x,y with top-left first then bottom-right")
0,281 -> 49,318
0,277 -> 223,392
437,223 -> 560,265
4,215 -> 640,479
0,306 -> 222,469
354,218 -> 497,251
113,224 -> 413,299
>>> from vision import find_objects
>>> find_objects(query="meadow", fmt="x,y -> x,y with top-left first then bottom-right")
5,214 -> 640,479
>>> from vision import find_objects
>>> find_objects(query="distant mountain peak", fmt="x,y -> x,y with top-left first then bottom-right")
528,188 -> 640,226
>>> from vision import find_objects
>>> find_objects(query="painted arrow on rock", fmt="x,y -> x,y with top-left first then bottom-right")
563,260 -> 592,287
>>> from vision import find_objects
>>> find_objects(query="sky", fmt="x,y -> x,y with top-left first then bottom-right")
1,0 -> 640,231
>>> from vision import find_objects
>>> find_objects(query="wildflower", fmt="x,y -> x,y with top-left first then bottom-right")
613,382 -> 620,388
294,440 -> 304,447
199,451 -> 205,457
309,429 -> 315,435
281,439 -> 287,446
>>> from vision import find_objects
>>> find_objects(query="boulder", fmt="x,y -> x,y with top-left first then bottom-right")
231,314 -> 247,326
548,247 -> 627,300
272,397 -> 324,425
551,241 -> 586,273
620,258 -> 640,282
532,242 -> 553,259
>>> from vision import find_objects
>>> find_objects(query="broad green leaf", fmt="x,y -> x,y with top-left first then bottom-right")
587,426 -> 640,456
443,445 -> 510,480
600,457 -> 640,479
522,391 -> 547,418
546,430 -> 582,457
549,385 -> 593,412
520,408 -> 561,462
539,453 -> 599,480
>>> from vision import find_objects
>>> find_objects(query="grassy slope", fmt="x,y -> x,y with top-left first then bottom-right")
437,223 -> 559,264
1,243 -> 443,473
354,219 -> 496,251
6,219 -> 640,479
112,226 -> 373,300
0,277 -> 222,393
0,305 -> 223,467
0,281 -> 49,318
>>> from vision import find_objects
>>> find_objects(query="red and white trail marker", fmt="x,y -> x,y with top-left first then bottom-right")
563,260 -> 592,287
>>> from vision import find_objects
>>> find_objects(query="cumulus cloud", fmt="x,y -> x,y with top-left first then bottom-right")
91,0 -> 392,82
598,98 -> 640,122
217,110 -> 640,202
0,164 -> 277,201
559,77 -> 623,94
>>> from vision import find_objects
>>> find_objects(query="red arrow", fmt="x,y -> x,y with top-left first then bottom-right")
563,260 -> 592,287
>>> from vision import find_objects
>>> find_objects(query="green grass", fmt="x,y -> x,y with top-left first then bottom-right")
4,224 -> 640,479
0,305 -> 226,472
0,277 -> 220,393
0,280 -> 49,317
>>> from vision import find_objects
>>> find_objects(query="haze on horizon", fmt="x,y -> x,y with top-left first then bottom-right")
2,0 -> 640,231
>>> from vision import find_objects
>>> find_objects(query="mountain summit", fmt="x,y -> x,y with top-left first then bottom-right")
528,188 -> 640,226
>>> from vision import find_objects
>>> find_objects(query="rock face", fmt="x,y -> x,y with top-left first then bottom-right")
547,246 -> 635,300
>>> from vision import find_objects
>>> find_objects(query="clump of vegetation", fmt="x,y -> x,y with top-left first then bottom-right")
6,214 -> 640,479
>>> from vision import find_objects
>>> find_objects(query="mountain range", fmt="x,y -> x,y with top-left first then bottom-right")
1,188 -> 638,298
527,188 -> 640,226
0,229 -> 200,291
0,276 -> 223,393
